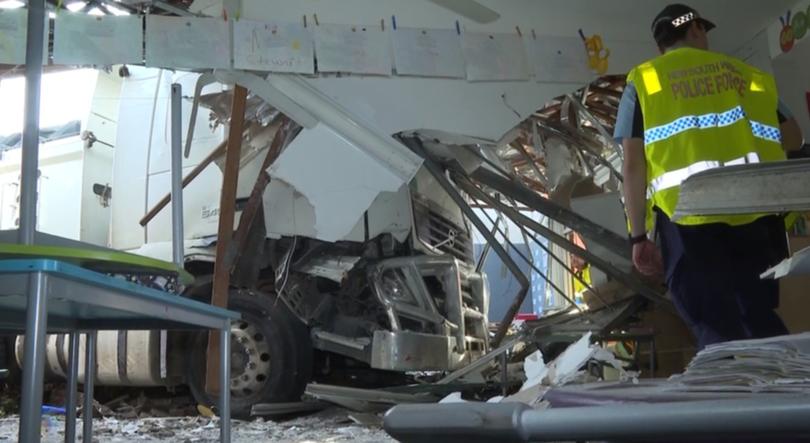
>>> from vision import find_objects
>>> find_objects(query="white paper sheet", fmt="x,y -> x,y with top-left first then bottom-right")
461,32 -> 530,81
527,35 -> 592,83
145,15 -> 230,69
233,20 -> 314,74
0,9 -> 47,65
392,27 -> 465,78
53,14 -> 143,65
314,23 -> 391,76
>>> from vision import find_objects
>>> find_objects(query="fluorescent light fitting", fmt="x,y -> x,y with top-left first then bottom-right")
65,2 -> 86,12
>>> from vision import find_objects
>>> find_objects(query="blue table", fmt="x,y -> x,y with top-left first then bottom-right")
0,259 -> 240,443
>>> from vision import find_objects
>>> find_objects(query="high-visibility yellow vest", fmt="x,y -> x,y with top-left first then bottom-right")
627,47 -> 786,227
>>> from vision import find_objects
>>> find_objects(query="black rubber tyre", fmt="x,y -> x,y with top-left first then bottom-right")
185,289 -> 313,418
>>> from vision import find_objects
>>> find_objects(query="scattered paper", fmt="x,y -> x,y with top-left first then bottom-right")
0,9 -> 47,65
392,27 -> 466,78
761,246 -> 810,279
670,333 -> 810,393
526,35 -> 592,83
314,23 -> 392,76
53,14 -> 143,65
145,15 -> 230,69
233,20 -> 314,74
461,32 -> 530,81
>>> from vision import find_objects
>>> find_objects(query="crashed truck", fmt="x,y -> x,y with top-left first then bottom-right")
7,64 -> 651,415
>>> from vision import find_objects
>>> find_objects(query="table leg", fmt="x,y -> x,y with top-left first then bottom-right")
19,272 -> 49,443
219,325 -> 231,443
82,332 -> 96,443
64,332 -> 80,443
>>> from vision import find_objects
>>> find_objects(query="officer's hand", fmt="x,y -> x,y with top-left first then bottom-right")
632,239 -> 663,277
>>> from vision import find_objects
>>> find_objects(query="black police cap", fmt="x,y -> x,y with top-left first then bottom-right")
652,4 -> 716,44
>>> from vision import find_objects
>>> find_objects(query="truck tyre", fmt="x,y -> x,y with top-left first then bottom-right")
185,289 -> 312,418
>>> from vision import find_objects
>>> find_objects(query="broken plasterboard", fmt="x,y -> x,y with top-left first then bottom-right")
761,247 -> 810,279
264,124 -> 406,242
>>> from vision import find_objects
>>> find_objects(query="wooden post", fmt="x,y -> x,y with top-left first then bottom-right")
229,117 -> 290,272
139,140 -> 227,227
205,85 -> 248,395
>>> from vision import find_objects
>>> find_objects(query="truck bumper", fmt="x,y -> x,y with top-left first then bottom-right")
370,330 -> 486,371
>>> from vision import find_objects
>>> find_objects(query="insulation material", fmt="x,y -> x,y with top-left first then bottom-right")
264,124 -> 405,242
313,23 -> 392,76
145,15 -> 231,69
461,32 -> 530,81
233,20 -> 315,73
53,14 -> 143,65
392,27 -> 466,78
526,35 -> 591,83
0,9 -> 47,65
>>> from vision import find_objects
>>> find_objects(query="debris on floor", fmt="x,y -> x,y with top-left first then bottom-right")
0,407 -> 395,442
669,332 -> 810,392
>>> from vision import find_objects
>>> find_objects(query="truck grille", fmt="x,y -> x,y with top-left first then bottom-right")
413,198 -> 474,264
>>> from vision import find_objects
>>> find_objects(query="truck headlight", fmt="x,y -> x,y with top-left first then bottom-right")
379,269 -> 417,305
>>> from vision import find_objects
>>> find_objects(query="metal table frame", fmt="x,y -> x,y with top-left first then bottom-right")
0,259 -> 239,443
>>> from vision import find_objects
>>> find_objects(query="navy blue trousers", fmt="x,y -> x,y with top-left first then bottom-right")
656,210 -> 790,350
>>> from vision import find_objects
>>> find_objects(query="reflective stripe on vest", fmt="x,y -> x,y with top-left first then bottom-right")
644,105 -> 781,146
647,152 -> 760,196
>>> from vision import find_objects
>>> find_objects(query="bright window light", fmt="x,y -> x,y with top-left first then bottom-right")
48,11 -> 56,18
0,69 -> 99,137
65,1 -> 86,12
0,0 -> 25,9
88,7 -> 103,15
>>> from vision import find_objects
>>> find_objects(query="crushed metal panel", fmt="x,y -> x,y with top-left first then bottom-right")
265,124 -> 406,242
673,159 -> 810,220
296,256 -> 362,283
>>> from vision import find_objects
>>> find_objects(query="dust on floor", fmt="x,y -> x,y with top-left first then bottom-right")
0,408 -> 395,443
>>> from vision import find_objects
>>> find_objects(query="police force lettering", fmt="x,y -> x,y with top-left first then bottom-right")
668,61 -> 747,99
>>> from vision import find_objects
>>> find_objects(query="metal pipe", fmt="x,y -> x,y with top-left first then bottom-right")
83,332 -> 96,443
402,137 -> 529,347
474,213 -> 501,274
219,325 -> 231,443
384,396 -> 810,442
19,272 -> 48,443
501,196 -> 611,309
472,167 -> 630,258
170,83 -> 185,267
18,0 -> 46,245
64,332 -> 80,443
456,176 -> 668,306
476,203 -> 581,311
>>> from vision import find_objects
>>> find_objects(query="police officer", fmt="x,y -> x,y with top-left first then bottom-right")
615,4 -> 804,349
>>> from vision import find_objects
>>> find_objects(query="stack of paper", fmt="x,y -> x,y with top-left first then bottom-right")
670,333 -> 810,393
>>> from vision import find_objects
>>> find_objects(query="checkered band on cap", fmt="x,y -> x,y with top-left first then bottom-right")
671,12 -> 696,28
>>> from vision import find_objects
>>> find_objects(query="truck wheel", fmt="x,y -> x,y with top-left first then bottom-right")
185,289 -> 312,418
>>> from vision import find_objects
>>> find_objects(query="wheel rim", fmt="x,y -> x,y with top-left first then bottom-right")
229,319 -> 272,398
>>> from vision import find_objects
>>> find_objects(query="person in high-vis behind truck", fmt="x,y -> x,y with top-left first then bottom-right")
615,4 -> 804,349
